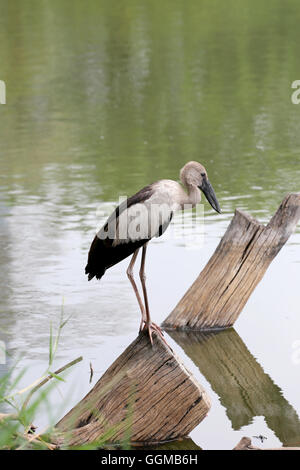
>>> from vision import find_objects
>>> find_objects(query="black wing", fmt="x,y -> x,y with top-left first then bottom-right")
85,184 -> 156,281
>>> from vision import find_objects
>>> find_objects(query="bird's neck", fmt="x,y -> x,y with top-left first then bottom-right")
186,183 -> 201,207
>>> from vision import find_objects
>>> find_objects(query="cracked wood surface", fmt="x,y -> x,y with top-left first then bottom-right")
162,193 -> 300,330
54,332 -> 211,446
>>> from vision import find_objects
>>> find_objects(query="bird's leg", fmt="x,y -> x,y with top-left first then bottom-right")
126,249 -> 147,330
139,243 -> 166,345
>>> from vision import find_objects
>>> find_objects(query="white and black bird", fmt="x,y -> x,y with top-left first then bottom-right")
85,161 -> 221,343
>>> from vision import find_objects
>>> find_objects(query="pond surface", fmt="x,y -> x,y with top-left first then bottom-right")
0,0 -> 300,449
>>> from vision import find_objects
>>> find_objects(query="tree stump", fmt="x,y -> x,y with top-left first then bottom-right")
54,332 -> 211,447
163,193 -> 300,330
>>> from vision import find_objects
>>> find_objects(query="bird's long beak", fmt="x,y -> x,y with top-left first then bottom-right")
199,178 -> 221,214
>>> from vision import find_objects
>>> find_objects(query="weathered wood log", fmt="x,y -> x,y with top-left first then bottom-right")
234,436 -> 300,450
54,332 -> 211,447
169,329 -> 300,446
163,193 -> 300,330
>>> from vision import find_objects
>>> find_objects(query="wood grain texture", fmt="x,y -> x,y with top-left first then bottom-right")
163,193 -> 300,330
54,332 -> 211,447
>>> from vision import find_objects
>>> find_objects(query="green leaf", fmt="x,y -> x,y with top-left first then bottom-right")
48,372 -> 65,382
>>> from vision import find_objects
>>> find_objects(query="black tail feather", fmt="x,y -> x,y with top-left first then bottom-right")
85,262 -> 105,282
85,234 -> 149,282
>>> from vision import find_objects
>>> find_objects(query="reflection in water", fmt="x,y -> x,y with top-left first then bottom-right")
0,200 -> 14,381
105,437 -> 201,451
139,437 -> 201,451
1,1 -> 300,216
169,329 -> 300,447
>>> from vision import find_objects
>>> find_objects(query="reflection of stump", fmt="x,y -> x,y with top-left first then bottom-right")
169,329 -> 300,447
163,193 -> 300,330
54,333 -> 211,447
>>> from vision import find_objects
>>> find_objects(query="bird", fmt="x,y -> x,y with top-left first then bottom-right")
85,161 -> 221,344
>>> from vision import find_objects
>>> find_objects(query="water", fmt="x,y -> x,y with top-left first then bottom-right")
0,0 -> 300,449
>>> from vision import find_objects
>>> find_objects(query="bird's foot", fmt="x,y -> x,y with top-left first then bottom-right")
139,308 -> 148,332
142,321 -> 170,349
139,317 -> 146,333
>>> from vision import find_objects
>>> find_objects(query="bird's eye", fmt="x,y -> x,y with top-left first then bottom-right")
201,172 -> 206,177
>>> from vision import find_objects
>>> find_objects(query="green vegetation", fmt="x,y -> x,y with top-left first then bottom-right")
0,310 -> 137,450
0,313 -> 81,450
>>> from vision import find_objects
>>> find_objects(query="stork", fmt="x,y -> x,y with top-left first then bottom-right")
85,161 -> 221,343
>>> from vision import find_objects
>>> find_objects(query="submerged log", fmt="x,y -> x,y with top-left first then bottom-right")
54,332 -> 211,447
163,193 -> 300,330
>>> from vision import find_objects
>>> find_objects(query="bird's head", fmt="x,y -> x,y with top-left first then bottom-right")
180,161 -> 221,213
